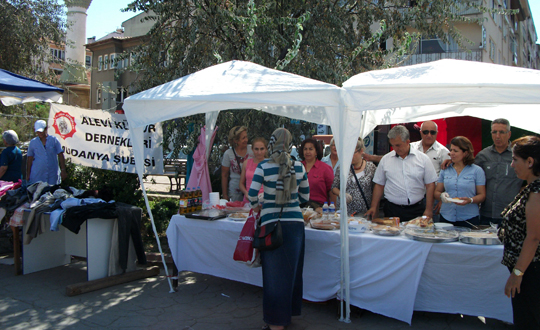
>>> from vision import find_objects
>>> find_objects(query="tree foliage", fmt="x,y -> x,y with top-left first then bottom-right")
0,0 -> 65,82
122,0 -> 492,156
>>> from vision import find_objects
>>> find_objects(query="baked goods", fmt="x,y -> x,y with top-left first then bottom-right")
372,217 -> 400,227
302,208 -> 319,222
310,219 -> 340,230
371,224 -> 402,236
405,216 -> 433,228
229,212 -> 248,219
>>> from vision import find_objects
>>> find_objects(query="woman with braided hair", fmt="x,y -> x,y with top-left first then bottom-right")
247,128 -> 309,330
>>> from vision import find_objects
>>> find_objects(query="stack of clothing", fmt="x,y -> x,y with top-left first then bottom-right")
0,181 -> 146,272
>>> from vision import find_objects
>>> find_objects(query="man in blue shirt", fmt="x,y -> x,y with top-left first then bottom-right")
26,120 -> 67,185
0,130 -> 23,182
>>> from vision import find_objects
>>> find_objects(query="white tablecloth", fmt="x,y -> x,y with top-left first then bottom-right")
166,215 -> 512,324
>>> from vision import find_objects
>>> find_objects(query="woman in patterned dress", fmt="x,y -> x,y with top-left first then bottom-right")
330,138 -> 376,215
499,136 -> 540,329
221,126 -> 253,201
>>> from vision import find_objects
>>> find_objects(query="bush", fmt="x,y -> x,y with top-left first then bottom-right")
62,160 -> 144,208
147,198 -> 178,235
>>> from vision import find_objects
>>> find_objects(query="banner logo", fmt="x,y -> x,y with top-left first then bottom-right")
52,111 -> 76,139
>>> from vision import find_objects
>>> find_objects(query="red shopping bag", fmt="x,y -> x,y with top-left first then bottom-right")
233,209 -> 261,267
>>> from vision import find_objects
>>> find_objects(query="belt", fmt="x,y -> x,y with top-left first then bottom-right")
387,200 -> 423,208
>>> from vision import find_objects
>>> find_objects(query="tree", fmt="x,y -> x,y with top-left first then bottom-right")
0,0 -> 65,143
122,0 -> 496,156
0,0 -> 65,82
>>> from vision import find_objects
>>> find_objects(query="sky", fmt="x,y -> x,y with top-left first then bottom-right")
68,0 -> 540,44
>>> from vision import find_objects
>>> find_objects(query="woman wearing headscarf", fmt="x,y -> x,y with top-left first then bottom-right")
248,128 -> 309,330
0,130 -> 23,182
221,126 -> 253,201
500,136 -> 540,329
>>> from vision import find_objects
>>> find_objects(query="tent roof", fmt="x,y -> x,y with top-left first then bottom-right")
124,60 -> 343,129
343,59 -> 540,113
0,69 -> 64,106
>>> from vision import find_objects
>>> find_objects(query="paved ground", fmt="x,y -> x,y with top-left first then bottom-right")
0,257 -> 513,330
142,175 -> 182,196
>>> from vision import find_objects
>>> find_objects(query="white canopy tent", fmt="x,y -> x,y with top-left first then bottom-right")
123,61 -> 362,314
123,59 -> 540,322
343,59 -> 540,137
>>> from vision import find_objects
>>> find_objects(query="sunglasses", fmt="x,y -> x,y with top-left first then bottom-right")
491,130 -> 508,135
422,130 -> 437,135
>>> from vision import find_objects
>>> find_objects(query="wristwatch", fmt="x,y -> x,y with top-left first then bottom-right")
512,268 -> 524,277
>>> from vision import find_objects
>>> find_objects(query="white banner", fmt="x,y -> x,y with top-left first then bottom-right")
49,104 -> 164,174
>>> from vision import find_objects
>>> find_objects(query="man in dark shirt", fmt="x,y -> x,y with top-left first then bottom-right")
475,118 -> 524,226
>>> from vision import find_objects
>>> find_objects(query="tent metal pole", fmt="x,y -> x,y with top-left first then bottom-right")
139,176 -> 175,293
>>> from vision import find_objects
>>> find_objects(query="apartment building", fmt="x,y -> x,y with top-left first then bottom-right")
85,11 -> 155,111
401,0 -> 538,69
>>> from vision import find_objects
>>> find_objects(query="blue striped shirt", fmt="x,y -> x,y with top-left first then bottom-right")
248,160 -> 309,225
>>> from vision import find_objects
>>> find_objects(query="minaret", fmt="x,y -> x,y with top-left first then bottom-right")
60,0 -> 92,84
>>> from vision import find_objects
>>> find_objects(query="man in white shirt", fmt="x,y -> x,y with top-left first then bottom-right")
411,121 -> 450,176
410,121 -> 450,220
366,125 -> 438,222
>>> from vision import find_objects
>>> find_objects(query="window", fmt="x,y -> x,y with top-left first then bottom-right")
104,54 -> 108,70
124,56 -> 129,68
489,38 -> 496,62
491,0 -> 496,22
110,53 -> 116,69
96,88 -> 102,104
85,55 -> 92,67
98,55 -> 102,71
510,37 -> 518,65
116,88 -> 126,103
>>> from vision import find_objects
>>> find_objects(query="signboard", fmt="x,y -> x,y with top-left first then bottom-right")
363,129 -> 375,156
49,104 -> 163,174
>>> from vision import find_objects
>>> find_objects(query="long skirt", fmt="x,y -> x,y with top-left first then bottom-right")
260,221 -> 305,326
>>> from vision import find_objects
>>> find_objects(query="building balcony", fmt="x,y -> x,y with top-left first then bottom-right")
399,50 -> 483,66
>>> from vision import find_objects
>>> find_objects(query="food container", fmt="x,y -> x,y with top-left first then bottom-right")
370,224 -> 402,236
459,232 -> 502,245
228,212 -> 249,221
310,218 -> 340,230
404,228 -> 459,243
184,209 -> 227,220
434,223 -> 454,230
348,220 -> 368,234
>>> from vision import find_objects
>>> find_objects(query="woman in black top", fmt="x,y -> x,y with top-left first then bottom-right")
499,136 -> 540,329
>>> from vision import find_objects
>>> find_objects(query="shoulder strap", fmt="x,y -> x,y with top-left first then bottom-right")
231,148 -> 244,174
350,164 -> 369,207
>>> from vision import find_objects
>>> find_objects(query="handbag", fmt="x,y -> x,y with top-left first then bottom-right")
253,206 -> 284,251
233,209 -> 261,267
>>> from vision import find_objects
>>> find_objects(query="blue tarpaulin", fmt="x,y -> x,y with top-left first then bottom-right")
0,69 -> 63,106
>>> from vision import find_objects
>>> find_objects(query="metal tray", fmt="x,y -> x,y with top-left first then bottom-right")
184,210 -> 227,221
447,226 -> 471,233
404,229 -> 459,243
459,233 -> 502,245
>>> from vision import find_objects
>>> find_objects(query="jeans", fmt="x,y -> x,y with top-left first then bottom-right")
260,221 -> 305,326
509,261 -> 540,329
439,215 -> 480,229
